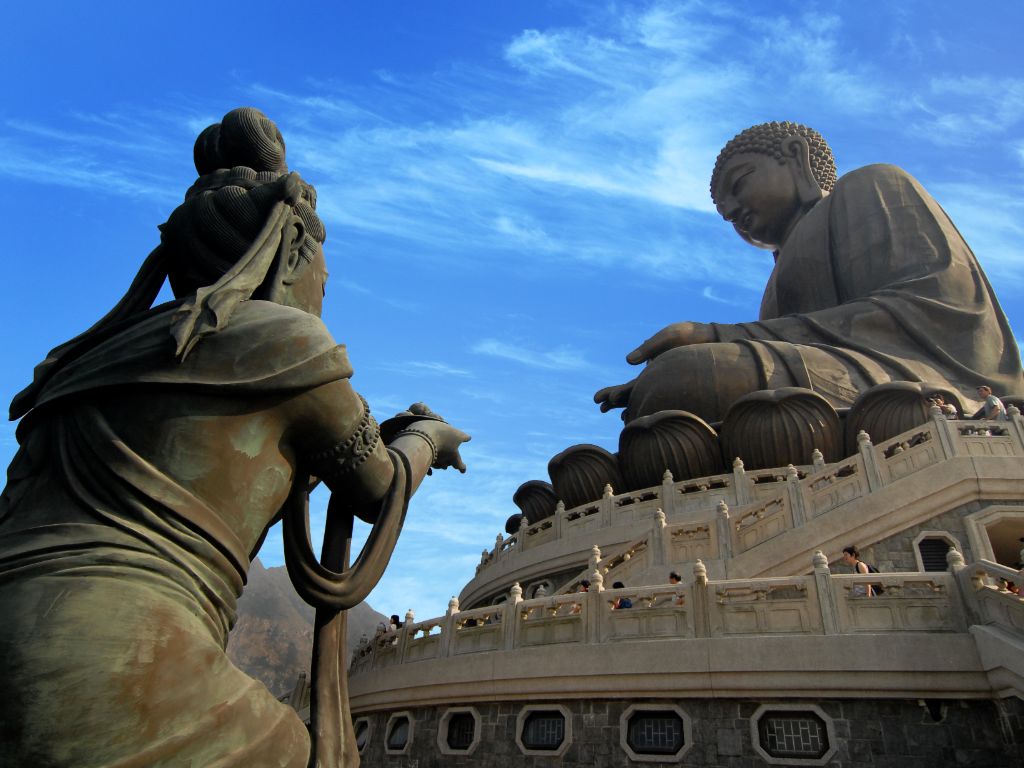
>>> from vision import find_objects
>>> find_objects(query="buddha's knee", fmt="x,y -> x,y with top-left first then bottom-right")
625,343 -> 764,423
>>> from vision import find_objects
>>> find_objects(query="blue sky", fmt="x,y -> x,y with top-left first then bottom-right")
3,1 -> 1023,619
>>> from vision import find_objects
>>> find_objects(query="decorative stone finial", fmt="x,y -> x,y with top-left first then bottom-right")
535,583 -> 547,597
510,582 -> 523,602
716,499 -> 729,518
654,508 -> 666,527
590,569 -> 604,591
929,403 -> 942,416
946,548 -> 965,571
857,430 -> 872,447
812,550 -> 829,570
811,448 -> 824,468
786,464 -> 799,479
662,468 -> 674,483
589,545 -> 602,570
603,483 -> 614,499
404,609 -> 415,625
555,500 -> 566,514
480,548 -> 489,564
732,457 -> 745,471
1009,404 -> 1021,418
448,596 -> 460,614
517,515 -> 530,534
495,533 -> 503,547
693,559 -> 707,584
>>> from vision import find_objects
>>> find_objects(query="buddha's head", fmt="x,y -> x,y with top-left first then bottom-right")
710,121 -> 836,251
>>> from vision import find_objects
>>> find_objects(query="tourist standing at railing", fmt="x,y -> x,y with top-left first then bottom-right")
611,581 -> 633,609
974,385 -> 1008,420
929,393 -> 958,420
841,546 -> 881,597
669,571 -> 685,606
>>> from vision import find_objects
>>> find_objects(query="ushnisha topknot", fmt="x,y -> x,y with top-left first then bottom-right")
710,121 -> 837,203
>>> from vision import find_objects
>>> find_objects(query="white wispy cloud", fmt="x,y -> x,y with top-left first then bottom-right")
471,338 -> 589,370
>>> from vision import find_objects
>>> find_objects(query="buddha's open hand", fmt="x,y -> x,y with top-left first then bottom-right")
626,321 -> 715,364
594,378 -> 636,413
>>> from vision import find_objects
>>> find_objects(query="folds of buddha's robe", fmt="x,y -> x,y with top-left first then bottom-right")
0,301 -> 402,768
628,164 -> 1023,420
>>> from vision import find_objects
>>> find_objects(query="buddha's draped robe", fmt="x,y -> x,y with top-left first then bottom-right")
0,300 -> 403,767
628,164 -> 1023,420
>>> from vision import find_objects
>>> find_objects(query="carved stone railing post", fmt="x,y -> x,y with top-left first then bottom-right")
397,609 -> 415,663
812,551 -> 840,635
945,548 -> 982,626
439,596 -> 459,658
716,500 -> 732,560
786,464 -> 807,528
651,508 -> 667,567
517,514 -> 530,552
600,483 -> 615,527
856,430 -> 884,491
587,565 -> 605,645
553,500 -> 565,540
661,469 -> 675,517
692,560 -> 710,638
811,448 -> 826,473
732,458 -> 751,505
931,403 -> 958,459
1006,404 -> 1024,452
504,583 -> 523,651
494,533 -> 504,562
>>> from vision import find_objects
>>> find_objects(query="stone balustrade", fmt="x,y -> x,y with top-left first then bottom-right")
350,552 -> 1013,677
473,411 -> 1024,578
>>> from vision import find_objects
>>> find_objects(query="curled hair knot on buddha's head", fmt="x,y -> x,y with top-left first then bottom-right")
710,121 -> 836,204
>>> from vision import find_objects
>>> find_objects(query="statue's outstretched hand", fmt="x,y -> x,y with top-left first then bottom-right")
594,378 -> 636,413
626,321 -> 714,364
427,422 -> 471,473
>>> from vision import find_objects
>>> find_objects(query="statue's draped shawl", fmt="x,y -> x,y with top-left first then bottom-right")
0,300 -> 377,767
713,164 -> 1023,403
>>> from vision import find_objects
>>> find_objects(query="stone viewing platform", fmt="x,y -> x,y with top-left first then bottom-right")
456,407 -> 1024,609
349,549 -> 1024,707
348,407 -> 1024,713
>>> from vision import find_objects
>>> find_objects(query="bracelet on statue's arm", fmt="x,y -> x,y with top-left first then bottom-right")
392,427 -> 439,467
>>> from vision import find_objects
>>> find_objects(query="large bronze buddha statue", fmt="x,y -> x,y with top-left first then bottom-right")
595,121 -> 1023,424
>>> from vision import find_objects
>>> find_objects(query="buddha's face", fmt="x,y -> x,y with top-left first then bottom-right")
713,152 -> 805,250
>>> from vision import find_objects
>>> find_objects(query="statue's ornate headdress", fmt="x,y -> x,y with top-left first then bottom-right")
11,107 -> 326,418
710,121 -> 837,203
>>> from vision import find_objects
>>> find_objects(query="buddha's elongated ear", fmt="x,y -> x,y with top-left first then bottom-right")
781,135 -> 825,206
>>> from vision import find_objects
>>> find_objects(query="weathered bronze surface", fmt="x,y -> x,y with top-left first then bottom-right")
595,122 -> 1023,425
0,108 -> 469,768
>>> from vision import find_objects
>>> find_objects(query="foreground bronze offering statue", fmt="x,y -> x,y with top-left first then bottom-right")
595,121 -> 1023,423
0,108 -> 469,767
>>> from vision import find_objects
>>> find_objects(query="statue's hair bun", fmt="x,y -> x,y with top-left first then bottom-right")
193,107 -> 288,176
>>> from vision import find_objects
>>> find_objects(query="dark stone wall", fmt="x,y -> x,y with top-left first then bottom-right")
356,696 -> 1024,768
862,499 -> 1024,573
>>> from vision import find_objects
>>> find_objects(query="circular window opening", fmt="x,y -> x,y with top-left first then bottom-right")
386,716 -> 410,751
521,710 -> 565,751
758,711 -> 829,760
626,710 -> 685,755
446,712 -> 476,751
354,720 -> 370,752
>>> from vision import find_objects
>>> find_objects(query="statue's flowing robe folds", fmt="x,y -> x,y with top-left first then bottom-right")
0,301 -> 403,767
630,164 -> 1023,419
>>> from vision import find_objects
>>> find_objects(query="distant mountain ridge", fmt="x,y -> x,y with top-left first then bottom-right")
226,558 -> 386,697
